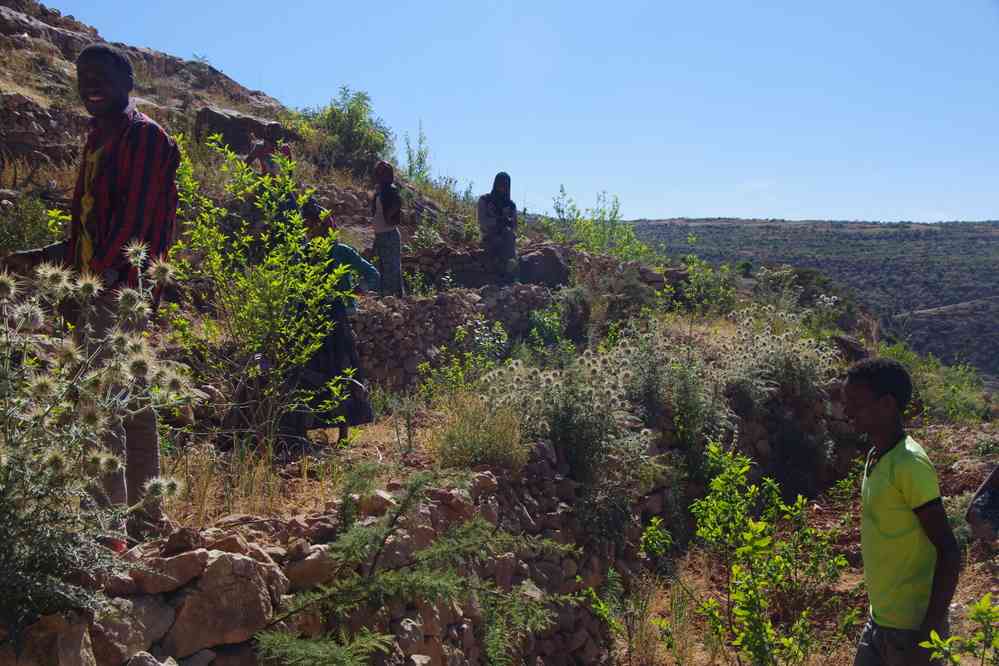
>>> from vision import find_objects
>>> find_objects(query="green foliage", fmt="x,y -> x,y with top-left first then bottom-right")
260,467 -> 574,666
171,134 -> 349,448
0,261 -> 188,646
0,196 -> 65,254
300,86 -> 394,176
541,187 -> 661,264
943,491 -> 976,550
640,517 -> 673,560
680,254 -> 737,316
520,301 -> 575,368
690,444 -> 846,665
417,317 -> 508,407
433,394 -> 529,475
403,121 -> 431,184
975,435 -> 999,457
920,593 -> 999,665
879,341 -> 986,423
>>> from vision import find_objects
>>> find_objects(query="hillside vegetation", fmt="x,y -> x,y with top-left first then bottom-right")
0,3 -> 997,666
634,218 -> 999,384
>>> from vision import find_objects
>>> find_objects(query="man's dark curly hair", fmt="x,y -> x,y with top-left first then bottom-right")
846,357 -> 913,412
76,43 -> 134,90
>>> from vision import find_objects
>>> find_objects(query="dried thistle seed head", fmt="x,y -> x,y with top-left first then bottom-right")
123,241 -> 149,268
28,374 -> 56,400
145,259 -> 175,286
54,338 -> 83,367
101,454 -> 123,475
163,477 -> 182,497
143,476 -> 166,498
116,288 -> 143,312
83,450 -> 103,474
75,273 -> 103,301
43,449 -> 67,473
78,402 -> 106,431
127,354 -> 151,380
0,270 -> 20,301
13,300 -> 44,329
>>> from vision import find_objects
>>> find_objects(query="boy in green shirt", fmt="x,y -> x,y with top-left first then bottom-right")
844,358 -> 961,666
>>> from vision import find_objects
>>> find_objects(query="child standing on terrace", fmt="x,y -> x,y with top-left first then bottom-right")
370,160 -> 404,297
844,358 -> 961,666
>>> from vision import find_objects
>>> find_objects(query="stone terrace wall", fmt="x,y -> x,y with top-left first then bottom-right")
351,285 -> 552,389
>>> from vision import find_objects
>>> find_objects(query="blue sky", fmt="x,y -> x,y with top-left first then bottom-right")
55,1 -> 999,221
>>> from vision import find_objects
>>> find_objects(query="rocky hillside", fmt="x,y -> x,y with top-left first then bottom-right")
634,217 -> 999,386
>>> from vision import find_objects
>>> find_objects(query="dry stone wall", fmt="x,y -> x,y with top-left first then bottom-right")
351,284 -> 552,389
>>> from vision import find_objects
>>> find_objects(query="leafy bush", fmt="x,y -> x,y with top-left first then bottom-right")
171,134 -> 349,449
878,341 -> 986,423
299,86 -> 394,177
0,196 -> 65,255
690,443 -> 846,666
920,593 -> 999,665
0,260 -> 186,645
418,317 -> 508,407
433,394 -> 529,474
541,187 -> 661,265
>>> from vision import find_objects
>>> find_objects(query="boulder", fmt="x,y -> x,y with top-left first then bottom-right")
159,552 -> 285,658
91,596 -> 175,666
161,528 -> 205,557
125,654 -> 177,666
518,246 -> 569,288
131,549 -> 210,595
0,612 -> 96,666
194,106 -> 293,155
283,544 -> 335,592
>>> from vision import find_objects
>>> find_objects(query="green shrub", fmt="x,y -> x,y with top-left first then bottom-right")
691,444 -> 846,666
879,341 -> 986,423
433,394 -> 529,474
171,134 -> 349,448
0,260 -> 187,646
299,86 -> 394,177
0,196 -> 65,255
541,187 -> 661,265
920,593 -> 999,665
418,317 -> 508,407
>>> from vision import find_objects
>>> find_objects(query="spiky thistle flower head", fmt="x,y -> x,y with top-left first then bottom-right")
13,300 -> 44,329
84,450 -> 104,476
116,288 -> 144,312
35,262 -> 72,300
143,476 -> 166,499
123,241 -> 149,269
53,338 -> 84,368
145,259 -> 175,286
74,273 -> 103,301
101,454 -> 123,475
78,402 -> 107,432
127,354 -> 151,381
0,270 -> 20,301
28,374 -> 56,401
43,449 -> 67,474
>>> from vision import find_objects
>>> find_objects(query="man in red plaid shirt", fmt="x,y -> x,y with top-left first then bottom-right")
7,43 -> 179,532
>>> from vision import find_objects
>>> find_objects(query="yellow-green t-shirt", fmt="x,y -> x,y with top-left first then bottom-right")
861,435 -> 941,630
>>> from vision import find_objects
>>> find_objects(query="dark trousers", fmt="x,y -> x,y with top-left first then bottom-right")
853,618 -> 946,666
373,229 -> 405,297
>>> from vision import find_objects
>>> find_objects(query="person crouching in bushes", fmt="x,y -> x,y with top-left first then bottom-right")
370,160 -> 405,297
477,171 -> 518,284
296,201 -> 379,444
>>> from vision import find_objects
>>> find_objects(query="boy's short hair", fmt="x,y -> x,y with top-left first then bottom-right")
846,357 -> 913,412
77,43 -> 134,89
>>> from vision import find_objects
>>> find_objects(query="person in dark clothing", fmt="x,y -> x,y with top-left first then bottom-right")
4,43 -> 179,531
297,204 -> 380,444
370,160 -> 405,297
966,465 -> 999,544
477,172 -> 518,284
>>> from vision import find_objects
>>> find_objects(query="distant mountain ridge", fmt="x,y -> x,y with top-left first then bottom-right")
634,217 -> 999,386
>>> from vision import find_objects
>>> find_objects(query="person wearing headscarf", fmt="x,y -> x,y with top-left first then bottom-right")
477,171 -> 518,283
370,160 -> 405,297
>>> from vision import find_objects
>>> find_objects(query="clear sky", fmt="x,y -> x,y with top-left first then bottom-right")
54,1 -> 999,221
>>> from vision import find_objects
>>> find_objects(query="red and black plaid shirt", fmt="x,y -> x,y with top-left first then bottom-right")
67,103 -> 180,287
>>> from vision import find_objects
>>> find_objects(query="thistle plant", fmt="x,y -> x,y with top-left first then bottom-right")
0,256 -> 190,647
